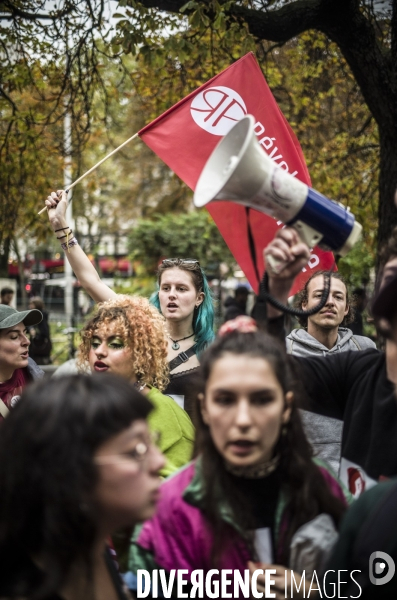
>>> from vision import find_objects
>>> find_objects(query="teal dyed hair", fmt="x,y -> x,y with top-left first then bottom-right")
150,260 -> 215,357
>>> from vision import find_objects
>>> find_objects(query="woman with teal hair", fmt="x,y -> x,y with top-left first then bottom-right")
151,258 -> 215,418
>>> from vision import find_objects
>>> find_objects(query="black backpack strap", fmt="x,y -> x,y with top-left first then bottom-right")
168,344 -> 198,372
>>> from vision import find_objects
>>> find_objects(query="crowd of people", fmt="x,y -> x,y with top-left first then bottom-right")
0,187 -> 396,599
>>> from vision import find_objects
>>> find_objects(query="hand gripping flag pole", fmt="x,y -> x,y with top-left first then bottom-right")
37,132 -> 139,215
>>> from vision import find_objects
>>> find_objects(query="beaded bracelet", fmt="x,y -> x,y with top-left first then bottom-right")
61,238 -> 78,252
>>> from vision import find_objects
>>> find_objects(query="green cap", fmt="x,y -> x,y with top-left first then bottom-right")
0,304 -> 43,330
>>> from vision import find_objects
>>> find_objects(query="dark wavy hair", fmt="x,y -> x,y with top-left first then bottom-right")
0,374 -> 152,599
195,331 -> 346,567
294,270 -> 354,328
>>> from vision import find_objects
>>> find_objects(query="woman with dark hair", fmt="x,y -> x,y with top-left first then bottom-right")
0,373 -> 165,599
129,317 -> 350,598
0,304 -> 44,421
44,192 -> 214,419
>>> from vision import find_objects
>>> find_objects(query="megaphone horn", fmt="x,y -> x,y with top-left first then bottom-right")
194,115 -> 362,262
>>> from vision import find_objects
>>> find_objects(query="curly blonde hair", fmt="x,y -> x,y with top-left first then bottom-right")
78,295 -> 169,391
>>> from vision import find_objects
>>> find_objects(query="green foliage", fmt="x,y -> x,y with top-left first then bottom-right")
128,210 -> 235,275
113,274 -> 157,298
338,237 -> 376,289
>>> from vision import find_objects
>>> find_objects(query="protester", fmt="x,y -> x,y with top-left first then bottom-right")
286,272 -> 376,473
44,191 -> 215,420
150,258 -> 215,418
321,260 -> 397,599
0,304 -> 44,421
263,225 -> 397,495
223,285 -> 249,322
287,272 -> 375,356
129,317 -> 349,598
28,296 -> 52,365
0,373 -> 165,599
0,287 -> 14,306
77,295 -> 195,478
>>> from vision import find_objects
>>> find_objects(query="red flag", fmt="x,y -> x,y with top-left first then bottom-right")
139,52 -> 334,294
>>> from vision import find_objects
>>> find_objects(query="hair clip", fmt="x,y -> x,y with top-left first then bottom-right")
218,316 -> 258,336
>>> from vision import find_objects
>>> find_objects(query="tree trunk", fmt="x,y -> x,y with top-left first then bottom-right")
377,128 -> 397,254
13,236 -> 27,309
0,235 -> 11,278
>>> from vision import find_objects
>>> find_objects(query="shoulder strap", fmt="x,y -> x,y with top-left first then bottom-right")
0,399 -> 10,418
168,344 -> 198,372
350,336 -> 362,350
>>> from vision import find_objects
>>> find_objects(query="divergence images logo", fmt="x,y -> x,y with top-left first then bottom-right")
190,86 -> 247,136
369,551 -> 395,586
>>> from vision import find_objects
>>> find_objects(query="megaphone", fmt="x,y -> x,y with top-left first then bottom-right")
194,115 -> 362,267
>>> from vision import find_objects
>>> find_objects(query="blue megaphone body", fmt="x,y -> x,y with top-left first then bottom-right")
193,115 -> 362,258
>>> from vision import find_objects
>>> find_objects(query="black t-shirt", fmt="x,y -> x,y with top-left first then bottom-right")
164,367 -> 200,422
292,349 -> 397,487
228,468 -> 282,560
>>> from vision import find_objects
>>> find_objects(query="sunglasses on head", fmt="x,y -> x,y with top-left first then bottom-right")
161,258 -> 200,267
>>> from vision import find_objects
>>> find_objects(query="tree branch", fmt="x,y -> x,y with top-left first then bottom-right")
136,0 -> 395,134
0,0 -> 75,21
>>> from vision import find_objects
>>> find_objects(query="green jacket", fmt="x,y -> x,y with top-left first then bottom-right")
147,387 -> 195,478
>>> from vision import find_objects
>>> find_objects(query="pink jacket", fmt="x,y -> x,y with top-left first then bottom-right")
130,459 -> 349,584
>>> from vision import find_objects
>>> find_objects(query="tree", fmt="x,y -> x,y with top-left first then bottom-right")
128,211 -> 235,273
113,0 -> 396,258
0,1 -> 116,273
69,49 -> 195,261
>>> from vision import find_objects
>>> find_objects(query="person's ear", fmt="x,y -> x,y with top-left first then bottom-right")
344,302 -> 350,317
198,392 -> 209,424
196,292 -> 205,308
282,391 -> 293,424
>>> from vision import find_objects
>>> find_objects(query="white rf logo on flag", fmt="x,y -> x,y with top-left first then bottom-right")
190,86 -> 247,135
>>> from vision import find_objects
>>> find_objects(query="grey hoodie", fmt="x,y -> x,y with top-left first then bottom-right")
286,328 -> 376,474
286,327 -> 376,357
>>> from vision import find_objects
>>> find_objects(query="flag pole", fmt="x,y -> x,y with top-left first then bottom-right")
38,132 -> 140,215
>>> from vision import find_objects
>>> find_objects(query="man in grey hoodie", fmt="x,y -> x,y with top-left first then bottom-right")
286,271 -> 376,473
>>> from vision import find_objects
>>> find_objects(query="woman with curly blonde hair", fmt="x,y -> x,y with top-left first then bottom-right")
78,295 -> 195,478
45,192 -> 214,420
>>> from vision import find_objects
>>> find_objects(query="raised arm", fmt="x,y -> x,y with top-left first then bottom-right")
263,227 -> 310,318
45,191 -> 117,303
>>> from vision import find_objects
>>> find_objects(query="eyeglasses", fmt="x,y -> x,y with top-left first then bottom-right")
94,431 -> 161,467
161,258 -> 200,268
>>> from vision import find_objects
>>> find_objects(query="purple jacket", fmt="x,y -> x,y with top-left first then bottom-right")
130,458 -> 349,583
